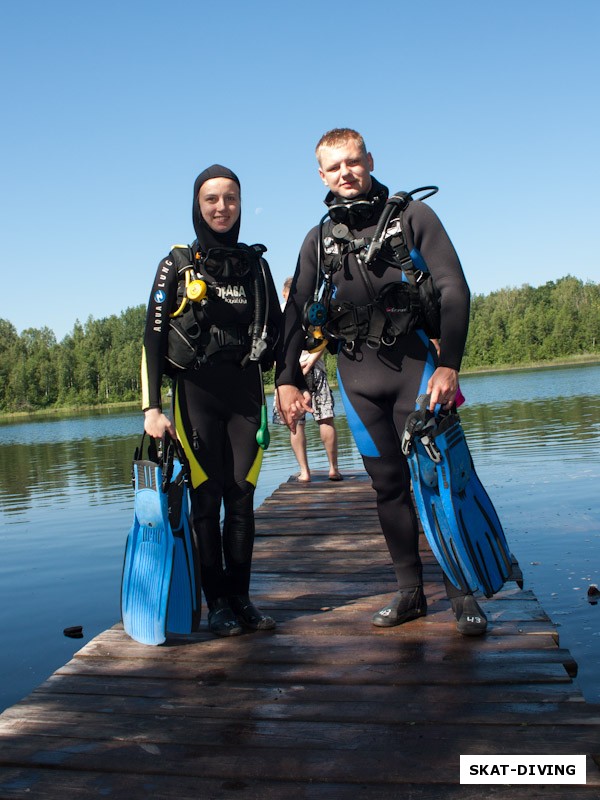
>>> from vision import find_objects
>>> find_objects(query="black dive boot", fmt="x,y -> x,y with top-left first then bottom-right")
451,594 -> 488,636
372,586 -> 427,627
229,594 -> 276,631
208,598 -> 243,637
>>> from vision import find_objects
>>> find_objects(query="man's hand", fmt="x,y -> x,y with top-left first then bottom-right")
144,407 -> 176,439
426,367 -> 459,411
275,384 -> 313,433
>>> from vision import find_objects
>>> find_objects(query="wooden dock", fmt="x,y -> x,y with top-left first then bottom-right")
0,473 -> 599,798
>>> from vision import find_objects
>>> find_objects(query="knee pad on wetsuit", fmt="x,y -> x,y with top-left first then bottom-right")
223,481 -> 255,564
188,480 -> 224,582
191,479 -> 222,520
362,454 -> 411,503
363,454 -> 422,586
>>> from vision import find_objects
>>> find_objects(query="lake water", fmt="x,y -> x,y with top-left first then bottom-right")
1,363 -> 599,712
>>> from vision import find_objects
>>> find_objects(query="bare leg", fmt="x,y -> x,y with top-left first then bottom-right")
290,424 -> 310,481
318,418 -> 341,479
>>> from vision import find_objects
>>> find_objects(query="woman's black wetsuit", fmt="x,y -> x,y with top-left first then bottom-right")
142,167 -> 281,611
276,178 -> 470,592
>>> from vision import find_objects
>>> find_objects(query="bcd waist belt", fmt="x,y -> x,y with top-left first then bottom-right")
324,282 -> 424,350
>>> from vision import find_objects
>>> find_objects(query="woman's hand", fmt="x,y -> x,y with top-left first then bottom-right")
275,385 -> 313,433
144,408 -> 176,439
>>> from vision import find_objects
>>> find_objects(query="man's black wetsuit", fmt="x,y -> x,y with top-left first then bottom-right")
142,168 -> 281,611
276,178 -> 470,593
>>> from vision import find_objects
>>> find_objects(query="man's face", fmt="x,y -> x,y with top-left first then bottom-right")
317,139 -> 374,199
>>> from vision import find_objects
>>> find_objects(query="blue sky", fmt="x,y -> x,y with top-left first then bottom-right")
1,0 -> 599,340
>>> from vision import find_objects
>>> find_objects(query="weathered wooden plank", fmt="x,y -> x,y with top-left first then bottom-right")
86,628 -> 563,655
53,651 -> 574,686
72,631 -> 577,677
0,733 -> 598,785
275,472 -> 373,490
0,714 -> 600,786
0,768 -> 596,800
254,519 -> 383,534
5,687 -> 599,727
251,533 -> 388,551
31,671 -> 587,705
275,613 -> 560,640
1,714 -> 599,766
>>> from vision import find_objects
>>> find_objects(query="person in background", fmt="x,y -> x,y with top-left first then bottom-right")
274,277 -> 342,483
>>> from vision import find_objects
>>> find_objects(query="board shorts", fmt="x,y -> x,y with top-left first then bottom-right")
273,362 -> 335,425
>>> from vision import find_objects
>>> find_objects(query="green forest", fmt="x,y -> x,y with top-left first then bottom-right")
1,276 -> 598,414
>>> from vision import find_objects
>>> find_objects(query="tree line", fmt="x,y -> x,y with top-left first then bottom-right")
1,276 -> 598,413
461,275 -> 599,369
0,307 -> 146,413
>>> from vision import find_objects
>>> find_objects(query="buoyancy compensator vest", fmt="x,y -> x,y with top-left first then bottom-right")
306,187 -> 442,352
165,242 -> 274,373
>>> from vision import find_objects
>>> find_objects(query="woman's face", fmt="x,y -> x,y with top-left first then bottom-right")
198,177 -> 241,233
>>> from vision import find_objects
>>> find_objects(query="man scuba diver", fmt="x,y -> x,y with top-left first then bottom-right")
275,129 -> 487,635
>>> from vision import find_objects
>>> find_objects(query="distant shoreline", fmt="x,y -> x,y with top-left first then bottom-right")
1,355 -> 599,422
459,353 -> 600,377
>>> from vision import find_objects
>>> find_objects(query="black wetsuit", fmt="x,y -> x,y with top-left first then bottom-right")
142,167 -> 281,609
276,178 -> 470,592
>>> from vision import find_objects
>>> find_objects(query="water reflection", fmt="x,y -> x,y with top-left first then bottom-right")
461,394 -> 600,464
459,361 -> 600,405
0,437 -> 137,517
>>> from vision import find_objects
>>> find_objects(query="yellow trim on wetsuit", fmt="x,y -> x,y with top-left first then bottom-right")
173,375 -> 263,489
141,347 -> 150,411
174,383 -> 208,489
245,446 -> 263,488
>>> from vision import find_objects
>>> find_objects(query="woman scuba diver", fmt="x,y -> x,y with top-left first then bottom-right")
141,164 -> 281,637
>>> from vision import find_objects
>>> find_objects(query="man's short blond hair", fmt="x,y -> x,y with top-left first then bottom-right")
315,128 -> 367,163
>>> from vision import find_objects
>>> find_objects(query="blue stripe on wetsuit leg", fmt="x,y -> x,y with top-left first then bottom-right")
336,366 -> 380,457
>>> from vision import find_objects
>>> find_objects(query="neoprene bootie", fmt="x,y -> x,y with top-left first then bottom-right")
208,598 -> 243,637
229,594 -> 276,631
451,593 -> 488,636
372,586 -> 427,627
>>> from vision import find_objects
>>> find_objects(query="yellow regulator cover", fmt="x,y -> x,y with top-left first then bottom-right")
187,279 -> 207,302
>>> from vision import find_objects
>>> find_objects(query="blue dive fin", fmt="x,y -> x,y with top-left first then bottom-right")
402,395 -> 513,598
406,437 -> 474,593
434,413 -> 513,596
165,456 -> 199,634
121,453 -> 175,645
